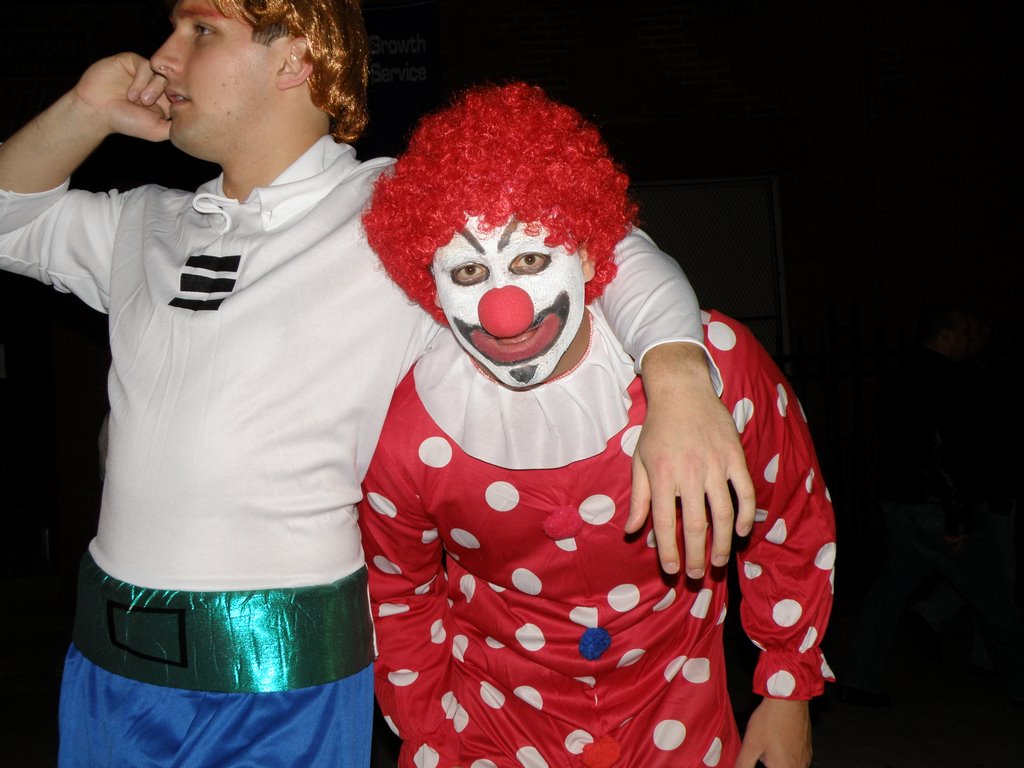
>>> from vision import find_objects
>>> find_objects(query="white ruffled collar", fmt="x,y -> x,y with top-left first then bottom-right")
413,307 -> 637,469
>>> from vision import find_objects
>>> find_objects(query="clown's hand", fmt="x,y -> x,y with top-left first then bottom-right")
626,342 -> 755,576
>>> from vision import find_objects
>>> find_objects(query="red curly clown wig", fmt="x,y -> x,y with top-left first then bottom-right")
362,82 -> 638,324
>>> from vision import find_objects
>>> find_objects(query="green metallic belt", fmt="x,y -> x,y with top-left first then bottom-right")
72,553 -> 374,693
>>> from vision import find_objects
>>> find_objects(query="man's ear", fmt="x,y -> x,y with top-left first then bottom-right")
579,248 -> 596,282
278,39 -> 313,90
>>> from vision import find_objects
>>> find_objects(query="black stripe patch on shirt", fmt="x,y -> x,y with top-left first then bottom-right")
179,274 -> 237,293
184,254 -> 242,272
169,297 -> 226,311
170,253 -> 241,312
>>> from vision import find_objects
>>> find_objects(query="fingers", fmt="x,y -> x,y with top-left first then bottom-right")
678,484 -> 708,579
705,479 -> 735,568
731,460 -> 757,537
625,455 -> 652,534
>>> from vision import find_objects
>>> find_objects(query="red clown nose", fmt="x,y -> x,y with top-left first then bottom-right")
477,285 -> 535,337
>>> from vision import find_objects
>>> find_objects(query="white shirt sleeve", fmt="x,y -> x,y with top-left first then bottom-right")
595,227 -> 722,391
0,182 -> 124,313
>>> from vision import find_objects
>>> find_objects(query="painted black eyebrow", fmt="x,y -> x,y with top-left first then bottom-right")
457,228 -> 485,254
497,218 -> 520,251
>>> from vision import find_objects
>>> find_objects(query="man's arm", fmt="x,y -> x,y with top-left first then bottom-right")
628,341 -> 755,577
596,230 -> 755,576
0,53 -> 170,193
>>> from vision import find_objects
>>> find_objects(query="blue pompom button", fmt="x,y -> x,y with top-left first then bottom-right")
578,626 -> 612,660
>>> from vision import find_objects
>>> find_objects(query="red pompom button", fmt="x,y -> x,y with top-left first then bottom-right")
581,735 -> 621,768
542,505 -> 584,539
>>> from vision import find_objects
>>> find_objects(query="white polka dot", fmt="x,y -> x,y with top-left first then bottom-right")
515,685 -> 544,710
707,321 -> 737,351
664,655 -> 687,681
743,561 -> 763,579
515,746 -> 548,768
732,397 -> 754,433
617,648 -> 646,668
512,568 -> 543,595
682,657 -> 711,683
413,743 -> 440,768
799,399 -> 808,421
441,691 -> 470,733
367,492 -> 397,518
703,737 -> 723,766
608,583 -> 641,612
383,714 -> 400,736
486,481 -> 520,511
414,578 -> 434,595
800,626 -> 818,652
764,454 -> 780,483
451,528 -> 481,549
460,574 -> 476,602
690,588 -> 713,619
430,619 -> 446,644
620,425 -> 642,456
776,383 -> 789,417
452,634 -> 468,662
822,655 -> 835,679
471,762 -> 498,768
480,681 -> 506,709
373,555 -> 402,575
485,636 -> 504,649
575,675 -> 596,687
653,719 -> 687,750
772,599 -> 803,627
815,542 -> 837,570
564,729 -> 594,755
418,436 -> 452,468
717,604 -> 728,625
447,551 -> 461,563
488,581 -> 506,592
516,623 -> 546,652
569,606 -> 599,627
825,486 -> 832,502
579,494 -> 616,525
766,519 -> 788,544
388,669 -> 419,686
805,468 -> 815,493
767,670 -> 797,697
379,602 -> 409,617
652,588 -> 676,612
555,537 -> 577,551
754,508 -> 769,523
646,530 -> 657,548
422,528 -> 438,543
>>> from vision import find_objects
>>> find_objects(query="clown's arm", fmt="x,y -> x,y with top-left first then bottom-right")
596,229 -> 756,577
704,313 -> 835,768
358,405 -> 461,767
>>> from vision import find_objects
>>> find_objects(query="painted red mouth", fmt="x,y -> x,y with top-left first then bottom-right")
454,292 -> 570,365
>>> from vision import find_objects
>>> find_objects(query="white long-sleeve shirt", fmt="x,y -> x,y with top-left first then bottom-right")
0,136 -> 708,592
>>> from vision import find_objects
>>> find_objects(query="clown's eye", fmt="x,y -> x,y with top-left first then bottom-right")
510,252 -> 550,275
451,263 -> 489,286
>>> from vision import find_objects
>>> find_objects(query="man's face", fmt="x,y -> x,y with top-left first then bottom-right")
432,217 -> 592,388
150,0 -> 289,166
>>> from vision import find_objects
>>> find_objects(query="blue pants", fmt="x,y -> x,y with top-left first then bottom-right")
58,645 -> 374,767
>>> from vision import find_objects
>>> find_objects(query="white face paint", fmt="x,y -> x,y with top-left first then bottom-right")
432,217 -> 587,388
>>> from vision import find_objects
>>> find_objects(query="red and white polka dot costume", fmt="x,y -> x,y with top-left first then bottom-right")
359,309 -> 836,768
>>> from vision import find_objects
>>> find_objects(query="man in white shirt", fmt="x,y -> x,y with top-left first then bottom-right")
0,1 -> 754,765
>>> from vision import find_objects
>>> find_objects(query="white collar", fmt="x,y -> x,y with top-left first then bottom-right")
191,137 -> 374,230
414,307 -> 637,469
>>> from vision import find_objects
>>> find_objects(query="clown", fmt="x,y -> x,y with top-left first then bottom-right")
360,82 -> 837,768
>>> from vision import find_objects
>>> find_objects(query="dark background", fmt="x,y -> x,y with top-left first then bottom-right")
0,0 -> 1019,762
